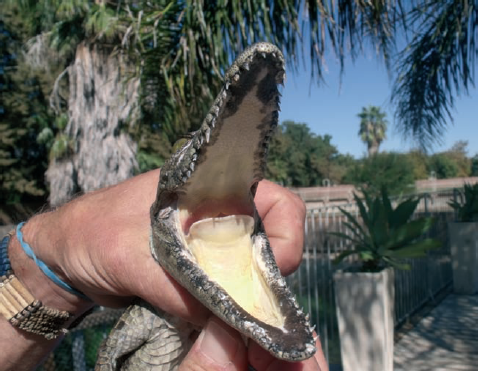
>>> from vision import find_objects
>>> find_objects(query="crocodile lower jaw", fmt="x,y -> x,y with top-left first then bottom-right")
185,214 -> 285,328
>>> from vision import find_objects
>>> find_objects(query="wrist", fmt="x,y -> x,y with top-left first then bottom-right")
8,217 -> 93,317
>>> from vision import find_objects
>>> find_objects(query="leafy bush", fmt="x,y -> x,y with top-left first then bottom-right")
343,152 -> 415,196
331,188 -> 441,272
448,183 -> 478,222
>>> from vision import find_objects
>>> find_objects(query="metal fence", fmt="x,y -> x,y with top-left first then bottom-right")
38,189 -> 457,370
286,189 -> 456,366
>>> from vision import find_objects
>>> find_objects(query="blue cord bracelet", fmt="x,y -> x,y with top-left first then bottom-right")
16,222 -> 90,300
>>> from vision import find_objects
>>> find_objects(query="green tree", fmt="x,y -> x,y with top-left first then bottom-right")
427,153 -> 459,179
357,105 -> 388,157
446,141 -> 471,177
426,141 -> 472,179
471,155 -> 478,176
266,121 -> 346,187
0,13 -> 62,204
406,150 -> 429,180
344,152 -> 415,196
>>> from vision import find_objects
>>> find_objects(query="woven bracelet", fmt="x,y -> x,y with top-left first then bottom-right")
0,232 -> 73,339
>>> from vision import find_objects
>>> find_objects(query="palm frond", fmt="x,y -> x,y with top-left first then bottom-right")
392,0 -> 477,150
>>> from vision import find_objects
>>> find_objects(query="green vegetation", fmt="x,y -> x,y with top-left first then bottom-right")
344,152 -> 415,196
448,183 -> 478,222
0,15 -> 62,204
1,1 -> 478,202
357,106 -> 388,157
331,188 -> 441,272
266,121 -> 351,187
392,1 -> 478,149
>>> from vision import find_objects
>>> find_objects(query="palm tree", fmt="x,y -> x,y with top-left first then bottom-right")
6,0 -> 403,205
358,106 -> 388,157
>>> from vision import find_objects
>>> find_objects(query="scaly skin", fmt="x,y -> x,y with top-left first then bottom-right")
96,43 -> 315,370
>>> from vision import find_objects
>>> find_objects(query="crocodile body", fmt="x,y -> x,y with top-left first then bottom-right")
96,43 -> 315,370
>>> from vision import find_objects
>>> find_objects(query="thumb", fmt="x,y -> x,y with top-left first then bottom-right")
180,316 -> 247,371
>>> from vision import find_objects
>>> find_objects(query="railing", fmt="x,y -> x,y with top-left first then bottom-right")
286,189 -> 456,366
38,189 -> 456,370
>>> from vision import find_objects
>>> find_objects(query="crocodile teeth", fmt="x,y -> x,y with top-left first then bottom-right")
182,177 -> 187,183
187,170 -> 191,178
205,128 -> 211,143
225,81 -> 231,89
261,52 -> 266,58
272,52 -> 277,58
306,344 -> 316,353
210,118 -> 216,128
242,62 -> 250,71
233,74 -> 240,82
309,324 -> 316,333
190,162 -> 195,172
305,314 -> 310,321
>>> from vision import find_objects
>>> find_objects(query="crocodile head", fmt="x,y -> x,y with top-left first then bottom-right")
150,42 -> 316,361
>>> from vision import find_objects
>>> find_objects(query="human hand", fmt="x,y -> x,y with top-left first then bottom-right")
179,316 -> 328,371
10,169 -> 329,370
21,169 -> 306,325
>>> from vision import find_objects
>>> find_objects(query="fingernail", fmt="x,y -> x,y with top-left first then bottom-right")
199,318 -> 239,366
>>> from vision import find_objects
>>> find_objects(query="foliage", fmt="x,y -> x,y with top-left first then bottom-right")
445,141 -> 472,177
426,141 -> 472,179
0,12 -> 62,203
357,105 -> 388,157
344,152 -> 415,196
472,155 -> 478,176
392,1 -> 478,149
331,188 -> 441,272
448,183 -> 478,222
134,125 -> 171,174
427,153 -> 459,179
266,121 -> 348,186
406,150 -> 429,180
6,0 -> 406,149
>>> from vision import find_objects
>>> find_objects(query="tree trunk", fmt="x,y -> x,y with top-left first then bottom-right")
47,42 -> 139,206
368,142 -> 379,157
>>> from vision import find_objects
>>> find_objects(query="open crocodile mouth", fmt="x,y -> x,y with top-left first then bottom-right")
150,43 -> 316,361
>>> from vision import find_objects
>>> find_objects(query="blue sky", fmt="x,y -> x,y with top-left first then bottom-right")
279,52 -> 477,159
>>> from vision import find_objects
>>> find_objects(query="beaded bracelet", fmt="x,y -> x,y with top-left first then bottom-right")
0,232 -> 73,339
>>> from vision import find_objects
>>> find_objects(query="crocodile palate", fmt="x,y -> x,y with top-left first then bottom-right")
96,43 -> 316,370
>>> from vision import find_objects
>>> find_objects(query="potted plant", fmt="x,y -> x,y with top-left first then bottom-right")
331,188 -> 440,371
448,182 -> 478,294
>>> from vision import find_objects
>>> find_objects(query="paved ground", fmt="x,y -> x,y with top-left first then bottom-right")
394,294 -> 478,371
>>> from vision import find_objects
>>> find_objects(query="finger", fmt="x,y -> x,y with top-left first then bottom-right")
255,180 -> 306,276
314,337 -> 329,371
248,332 -> 327,371
180,317 -> 247,371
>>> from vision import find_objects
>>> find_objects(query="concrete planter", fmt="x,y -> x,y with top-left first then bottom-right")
449,222 -> 478,294
334,267 -> 395,371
